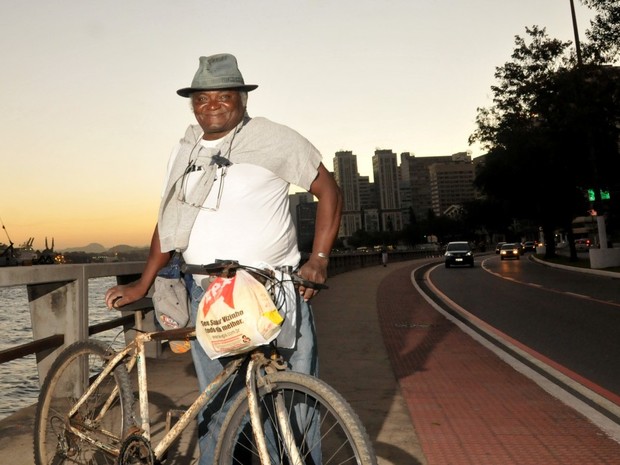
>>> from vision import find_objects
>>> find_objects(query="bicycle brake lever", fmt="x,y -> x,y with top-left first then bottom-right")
292,274 -> 329,290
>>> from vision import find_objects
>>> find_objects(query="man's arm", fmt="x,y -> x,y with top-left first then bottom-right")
104,224 -> 172,308
298,163 -> 342,300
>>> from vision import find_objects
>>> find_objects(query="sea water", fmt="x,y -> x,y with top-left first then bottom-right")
0,276 -> 124,420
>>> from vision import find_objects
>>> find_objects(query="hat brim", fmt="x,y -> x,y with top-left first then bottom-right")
177,84 -> 258,98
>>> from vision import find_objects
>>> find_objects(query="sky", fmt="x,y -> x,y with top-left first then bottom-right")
0,0 -> 596,251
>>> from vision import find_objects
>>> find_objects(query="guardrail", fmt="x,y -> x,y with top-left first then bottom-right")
0,261 -> 157,388
0,249 -> 439,390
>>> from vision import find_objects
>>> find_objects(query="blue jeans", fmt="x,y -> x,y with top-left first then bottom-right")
189,280 -> 319,465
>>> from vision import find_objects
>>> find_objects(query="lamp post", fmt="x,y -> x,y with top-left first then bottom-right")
569,0 -> 583,66
569,0 -> 608,250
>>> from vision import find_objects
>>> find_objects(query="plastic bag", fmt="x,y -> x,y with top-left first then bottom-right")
196,269 -> 284,359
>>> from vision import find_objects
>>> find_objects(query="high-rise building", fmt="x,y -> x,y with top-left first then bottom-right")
400,151 -> 473,221
372,149 -> 403,232
289,192 -> 315,252
358,176 -> 379,232
296,201 -> 318,253
429,154 -> 475,216
399,179 -> 413,225
333,151 -> 362,238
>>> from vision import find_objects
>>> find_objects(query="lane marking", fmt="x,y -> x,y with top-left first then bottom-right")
481,256 -> 620,308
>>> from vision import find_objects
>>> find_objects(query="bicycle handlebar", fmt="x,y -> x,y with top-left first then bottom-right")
181,260 -> 328,290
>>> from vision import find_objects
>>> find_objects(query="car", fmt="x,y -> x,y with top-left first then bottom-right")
575,238 -> 592,251
522,241 -> 536,253
444,241 -> 474,268
499,243 -> 521,260
495,242 -> 506,254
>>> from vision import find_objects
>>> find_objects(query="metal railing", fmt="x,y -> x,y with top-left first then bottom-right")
0,261 -> 155,387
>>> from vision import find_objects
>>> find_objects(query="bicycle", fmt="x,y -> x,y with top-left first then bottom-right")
33,261 -> 377,465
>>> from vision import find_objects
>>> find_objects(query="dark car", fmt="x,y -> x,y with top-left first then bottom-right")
495,242 -> 506,254
500,243 -> 521,260
575,238 -> 592,251
444,241 -> 474,268
522,241 -> 536,253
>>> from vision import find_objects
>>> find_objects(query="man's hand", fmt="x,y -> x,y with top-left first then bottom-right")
297,255 -> 328,301
104,281 -> 148,309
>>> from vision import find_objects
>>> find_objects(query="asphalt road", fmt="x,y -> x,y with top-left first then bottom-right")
426,253 -> 620,399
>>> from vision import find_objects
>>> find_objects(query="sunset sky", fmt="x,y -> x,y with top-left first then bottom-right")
0,1 -> 595,251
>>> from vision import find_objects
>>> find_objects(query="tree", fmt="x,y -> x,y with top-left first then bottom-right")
470,27 -> 574,257
471,22 -> 620,259
581,0 -> 620,63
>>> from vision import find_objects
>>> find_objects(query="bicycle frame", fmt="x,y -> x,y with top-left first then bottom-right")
63,325 -> 300,464
65,327 -> 244,461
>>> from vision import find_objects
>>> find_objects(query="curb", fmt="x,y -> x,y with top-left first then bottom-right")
531,255 -> 620,278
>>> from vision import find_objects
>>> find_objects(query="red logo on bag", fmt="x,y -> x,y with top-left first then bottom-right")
201,276 -> 236,318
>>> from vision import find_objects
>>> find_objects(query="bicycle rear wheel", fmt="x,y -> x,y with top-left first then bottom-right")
215,371 -> 376,465
33,340 -> 134,465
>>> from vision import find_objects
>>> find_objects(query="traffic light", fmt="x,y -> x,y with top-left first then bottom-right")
586,188 -> 611,201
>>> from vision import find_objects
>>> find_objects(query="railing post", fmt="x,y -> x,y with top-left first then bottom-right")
116,274 -> 162,358
27,278 -> 85,384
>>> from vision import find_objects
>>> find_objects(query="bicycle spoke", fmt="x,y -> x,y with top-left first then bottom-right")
215,371 -> 376,465
34,341 -> 134,465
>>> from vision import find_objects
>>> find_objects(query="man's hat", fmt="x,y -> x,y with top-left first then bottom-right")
177,53 -> 258,97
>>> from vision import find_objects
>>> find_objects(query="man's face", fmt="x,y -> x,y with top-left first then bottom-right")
191,90 -> 245,140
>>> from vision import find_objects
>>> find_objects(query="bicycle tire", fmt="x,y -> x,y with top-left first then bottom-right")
33,340 -> 134,465
215,371 -> 377,465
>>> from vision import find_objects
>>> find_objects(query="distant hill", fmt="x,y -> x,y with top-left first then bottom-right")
62,243 -> 107,253
62,243 -> 149,253
108,244 -> 149,253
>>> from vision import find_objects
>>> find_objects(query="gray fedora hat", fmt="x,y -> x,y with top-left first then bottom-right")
177,53 -> 258,97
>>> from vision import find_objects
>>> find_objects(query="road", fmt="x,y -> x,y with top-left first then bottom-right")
425,252 -> 620,403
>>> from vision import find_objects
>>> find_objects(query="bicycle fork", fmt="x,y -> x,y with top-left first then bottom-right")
247,354 -> 303,465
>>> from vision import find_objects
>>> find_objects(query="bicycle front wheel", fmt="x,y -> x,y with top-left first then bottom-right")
215,371 -> 376,465
33,340 -> 134,465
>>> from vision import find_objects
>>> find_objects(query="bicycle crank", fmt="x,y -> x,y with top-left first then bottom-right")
118,434 -> 155,465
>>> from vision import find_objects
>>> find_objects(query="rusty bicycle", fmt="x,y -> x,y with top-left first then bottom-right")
33,261 -> 376,465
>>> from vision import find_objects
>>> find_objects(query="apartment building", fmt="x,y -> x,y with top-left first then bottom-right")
428,155 -> 475,216
400,151 -> 473,220
372,149 -> 403,232
333,151 -> 362,237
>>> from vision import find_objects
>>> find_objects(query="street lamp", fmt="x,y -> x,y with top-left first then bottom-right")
569,0 -> 608,250
569,0 -> 583,66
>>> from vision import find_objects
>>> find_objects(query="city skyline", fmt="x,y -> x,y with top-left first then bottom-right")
332,149 -> 476,239
1,1 -> 595,250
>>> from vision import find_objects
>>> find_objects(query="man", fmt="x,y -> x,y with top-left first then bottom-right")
105,53 -> 342,463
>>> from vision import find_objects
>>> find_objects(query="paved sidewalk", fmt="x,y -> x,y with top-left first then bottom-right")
312,260 -> 426,465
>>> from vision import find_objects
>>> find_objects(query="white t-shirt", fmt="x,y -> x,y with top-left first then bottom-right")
163,139 -> 301,274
